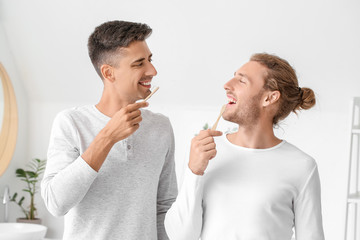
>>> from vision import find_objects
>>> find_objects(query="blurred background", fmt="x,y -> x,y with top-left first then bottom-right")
0,0 -> 359,238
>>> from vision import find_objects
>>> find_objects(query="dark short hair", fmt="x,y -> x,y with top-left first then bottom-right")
88,20 -> 152,78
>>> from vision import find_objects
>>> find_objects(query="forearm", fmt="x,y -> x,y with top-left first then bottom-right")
164,167 -> 204,240
41,156 -> 98,216
81,128 -> 115,172
294,165 -> 325,240
42,128 -> 115,216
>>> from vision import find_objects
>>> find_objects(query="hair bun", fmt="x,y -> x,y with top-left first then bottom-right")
298,87 -> 316,110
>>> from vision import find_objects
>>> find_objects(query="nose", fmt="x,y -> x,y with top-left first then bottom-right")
147,62 -> 157,77
224,78 -> 235,91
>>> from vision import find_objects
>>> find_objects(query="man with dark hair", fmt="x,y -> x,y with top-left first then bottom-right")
165,53 -> 324,240
42,20 -> 177,240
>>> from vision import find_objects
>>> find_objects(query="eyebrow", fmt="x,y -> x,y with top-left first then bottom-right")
234,72 -> 251,81
131,54 -> 153,64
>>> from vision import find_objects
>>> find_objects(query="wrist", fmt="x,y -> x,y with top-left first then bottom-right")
188,163 -> 204,176
81,131 -> 114,172
99,127 -> 117,146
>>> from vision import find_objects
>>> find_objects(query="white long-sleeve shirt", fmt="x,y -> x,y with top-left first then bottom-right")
41,105 -> 178,240
165,134 -> 324,240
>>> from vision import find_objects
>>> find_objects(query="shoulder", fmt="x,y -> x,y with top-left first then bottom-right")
139,109 -> 174,143
55,105 -> 92,120
53,105 -> 92,128
281,141 -> 318,174
141,109 -> 172,128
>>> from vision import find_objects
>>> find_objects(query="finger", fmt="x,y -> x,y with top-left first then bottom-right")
208,130 -> 223,137
130,115 -> 143,125
192,136 -> 212,149
126,123 -> 140,135
196,129 -> 214,140
127,109 -> 142,120
202,142 -> 216,152
126,101 -> 149,112
207,149 -> 217,160
200,149 -> 217,161
198,136 -> 215,146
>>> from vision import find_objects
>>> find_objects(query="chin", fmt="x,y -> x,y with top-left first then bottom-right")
135,91 -> 147,100
141,92 -> 150,100
222,112 -> 234,123
223,111 -> 242,125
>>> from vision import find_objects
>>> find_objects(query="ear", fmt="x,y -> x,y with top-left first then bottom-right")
263,90 -> 280,107
100,64 -> 115,82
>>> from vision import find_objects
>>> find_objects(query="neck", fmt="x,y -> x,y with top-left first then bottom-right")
96,89 -> 133,118
227,118 -> 281,149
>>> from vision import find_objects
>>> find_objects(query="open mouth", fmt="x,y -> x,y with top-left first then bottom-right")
227,95 -> 237,105
139,80 -> 152,89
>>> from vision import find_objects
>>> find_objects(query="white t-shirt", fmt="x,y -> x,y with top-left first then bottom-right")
165,134 -> 325,240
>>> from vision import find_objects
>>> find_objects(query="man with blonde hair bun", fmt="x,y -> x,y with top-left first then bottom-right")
165,53 -> 325,240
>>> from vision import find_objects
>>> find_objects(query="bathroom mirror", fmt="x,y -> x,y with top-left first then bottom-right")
0,62 -> 18,176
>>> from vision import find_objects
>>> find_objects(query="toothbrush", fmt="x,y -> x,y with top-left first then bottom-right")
211,104 -> 226,130
143,86 -> 159,102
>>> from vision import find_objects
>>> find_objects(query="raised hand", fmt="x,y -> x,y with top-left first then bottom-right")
188,129 -> 223,175
81,101 -> 149,172
104,101 -> 149,144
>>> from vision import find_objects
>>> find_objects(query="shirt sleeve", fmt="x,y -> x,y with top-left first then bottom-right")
164,165 -> 204,240
294,165 -> 325,240
157,121 -> 178,240
41,111 -> 98,217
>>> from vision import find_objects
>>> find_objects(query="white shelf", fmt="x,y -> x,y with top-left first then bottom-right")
348,192 -> 360,203
352,129 -> 360,134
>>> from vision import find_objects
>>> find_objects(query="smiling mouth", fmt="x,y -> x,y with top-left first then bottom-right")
227,95 -> 237,105
139,80 -> 151,89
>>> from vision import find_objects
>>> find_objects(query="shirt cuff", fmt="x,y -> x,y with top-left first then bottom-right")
185,166 -> 204,189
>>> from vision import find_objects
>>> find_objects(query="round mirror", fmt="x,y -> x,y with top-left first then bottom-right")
0,62 -> 18,176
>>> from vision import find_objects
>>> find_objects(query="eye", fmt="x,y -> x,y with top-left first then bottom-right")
149,58 -> 153,63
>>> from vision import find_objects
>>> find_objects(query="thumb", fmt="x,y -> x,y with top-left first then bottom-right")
208,130 -> 223,137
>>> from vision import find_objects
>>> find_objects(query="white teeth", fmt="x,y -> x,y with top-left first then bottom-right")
227,98 -> 237,104
140,81 -> 151,86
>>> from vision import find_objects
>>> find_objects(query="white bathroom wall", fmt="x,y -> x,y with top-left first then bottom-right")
1,0 -> 360,239
0,23 -> 29,222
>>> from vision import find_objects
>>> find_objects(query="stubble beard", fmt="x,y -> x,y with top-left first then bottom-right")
223,92 -> 262,127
